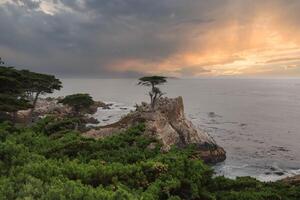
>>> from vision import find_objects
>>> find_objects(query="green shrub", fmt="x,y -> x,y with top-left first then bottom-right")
0,121 -> 299,200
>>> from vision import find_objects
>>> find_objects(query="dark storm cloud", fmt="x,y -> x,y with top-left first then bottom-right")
0,0 -> 215,76
1,0 -> 300,77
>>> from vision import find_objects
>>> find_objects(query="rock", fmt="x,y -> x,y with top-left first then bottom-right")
83,96 -> 226,164
84,117 -> 99,124
15,98 -> 111,123
104,105 -> 112,109
16,110 -> 31,123
274,171 -> 285,176
208,112 -> 216,118
270,167 -> 277,171
147,142 -> 157,150
93,101 -> 107,107
280,175 -> 300,186
84,127 -> 123,139
92,101 -> 111,110
193,146 -> 226,164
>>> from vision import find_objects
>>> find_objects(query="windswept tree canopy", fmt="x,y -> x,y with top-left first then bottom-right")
0,59 -> 62,122
138,76 -> 167,109
0,66 -> 24,93
0,94 -> 31,113
138,76 -> 167,87
58,93 -> 94,116
0,66 -> 32,114
21,70 -> 62,96
20,70 -> 62,121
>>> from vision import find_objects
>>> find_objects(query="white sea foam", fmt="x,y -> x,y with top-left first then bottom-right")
87,101 -> 134,126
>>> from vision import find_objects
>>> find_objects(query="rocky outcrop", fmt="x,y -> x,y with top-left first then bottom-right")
281,175 -> 300,186
15,98 -> 109,123
83,97 -> 226,164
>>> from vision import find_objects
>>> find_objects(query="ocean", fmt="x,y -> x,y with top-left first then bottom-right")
54,78 -> 300,181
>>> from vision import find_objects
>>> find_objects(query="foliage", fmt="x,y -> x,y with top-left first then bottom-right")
0,63 -> 61,122
0,120 -> 299,200
21,70 -> 62,97
33,116 -> 80,136
138,76 -> 167,87
0,66 -> 32,116
58,93 -> 94,116
138,76 -> 167,109
0,94 -> 31,112
20,69 -> 62,120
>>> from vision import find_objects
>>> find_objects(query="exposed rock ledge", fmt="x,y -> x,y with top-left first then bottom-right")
83,96 -> 226,164
281,175 -> 300,186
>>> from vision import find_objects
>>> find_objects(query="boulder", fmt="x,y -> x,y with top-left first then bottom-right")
281,175 -> 300,186
83,96 -> 226,164
84,117 -> 99,124
87,101 -> 110,113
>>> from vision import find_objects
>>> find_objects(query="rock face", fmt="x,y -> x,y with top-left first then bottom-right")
84,97 -> 226,164
281,175 -> 300,186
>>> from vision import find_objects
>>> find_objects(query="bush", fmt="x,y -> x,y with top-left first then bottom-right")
0,121 -> 299,200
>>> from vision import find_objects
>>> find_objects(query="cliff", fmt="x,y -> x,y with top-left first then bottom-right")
84,96 -> 226,164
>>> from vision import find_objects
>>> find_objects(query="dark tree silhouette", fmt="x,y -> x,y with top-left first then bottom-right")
21,70 -> 62,122
138,76 -> 167,109
58,93 -> 94,117
0,57 -> 4,65
0,58 -> 61,123
0,65 -> 31,122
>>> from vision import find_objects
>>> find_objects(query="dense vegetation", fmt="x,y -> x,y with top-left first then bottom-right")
0,119 -> 299,200
58,93 -> 94,117
0,64 -> 61,122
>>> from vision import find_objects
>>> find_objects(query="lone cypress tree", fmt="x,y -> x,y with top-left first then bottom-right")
138,76 -> 167,109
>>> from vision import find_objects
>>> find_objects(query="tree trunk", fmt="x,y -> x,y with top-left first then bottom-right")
12,111 -> 17,125
150,83 -> 155,110
152,92 -> 158,110
29,91 -> 40,124
149,92 -> 154,110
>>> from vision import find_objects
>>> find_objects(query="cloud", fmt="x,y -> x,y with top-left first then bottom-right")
9,0 -> 41,9
265,57 -> 300,64
175,66 -> 211,77
285,65 -> 298,70
1,0 -> 300,77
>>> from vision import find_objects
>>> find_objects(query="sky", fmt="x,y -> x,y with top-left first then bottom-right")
1,0 -> 300,78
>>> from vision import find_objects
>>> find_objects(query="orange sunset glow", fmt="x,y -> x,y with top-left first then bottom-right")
110,5 -> 300,77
